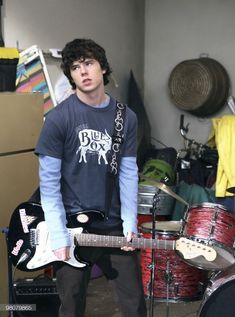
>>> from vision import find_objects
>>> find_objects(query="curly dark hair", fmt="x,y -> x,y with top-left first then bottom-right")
61,38 -> 112,89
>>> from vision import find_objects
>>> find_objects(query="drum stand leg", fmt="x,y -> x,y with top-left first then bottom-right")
165,260 -> 173,317
148,248 -> 156,317
148,192 -> 160,317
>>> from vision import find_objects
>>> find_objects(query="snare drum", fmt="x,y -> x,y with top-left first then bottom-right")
198,265 -> 235,316
140,221 -> 207,302
182,203 -> 235,270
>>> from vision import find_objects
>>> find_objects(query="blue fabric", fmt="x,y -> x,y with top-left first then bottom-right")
119,157 -> 138,235
39,155 -> 70,250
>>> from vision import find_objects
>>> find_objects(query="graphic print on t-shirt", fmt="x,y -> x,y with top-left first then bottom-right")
76,128 -> 112,164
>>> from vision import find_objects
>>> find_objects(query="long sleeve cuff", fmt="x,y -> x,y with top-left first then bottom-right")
39,155 -> 71,250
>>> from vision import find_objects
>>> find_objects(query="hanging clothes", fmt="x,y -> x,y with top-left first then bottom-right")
177,156 -> 217,188
171,181 -> 216,221
208,115 -> 235,197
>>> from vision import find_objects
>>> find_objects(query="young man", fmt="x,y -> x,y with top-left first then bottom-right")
35,38 -> 147,317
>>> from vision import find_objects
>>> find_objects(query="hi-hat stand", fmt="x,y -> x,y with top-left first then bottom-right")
147,190 -> 173,317
148,189 -> 160,317
164,259 -> 173,317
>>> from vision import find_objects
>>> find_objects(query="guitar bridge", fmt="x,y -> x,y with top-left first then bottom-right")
29,229 -> 39,247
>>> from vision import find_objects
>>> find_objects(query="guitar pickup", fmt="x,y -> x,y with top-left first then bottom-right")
29,229 -> 39,247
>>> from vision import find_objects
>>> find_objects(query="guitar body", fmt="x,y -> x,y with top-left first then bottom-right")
8,202 -> 104,271
8,202 -> 43,271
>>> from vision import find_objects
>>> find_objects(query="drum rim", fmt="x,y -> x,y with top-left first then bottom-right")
189,202 -> 228,211
138,191 -> 175,197
138,184 -> 176,191
140,221 -> 182,233
138,210 -> 173,215
182,235 -> 235,254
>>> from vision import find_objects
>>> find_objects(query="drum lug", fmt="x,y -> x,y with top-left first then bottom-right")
147,263 -> 154,270
164,270 -> 173,284
174,283 -> 179,296
212,211 -> 218,222
183,211 -> 188,222
179,219 -> 184,235
198,281 -> 207,296
179,225 -> 184,235
209,225 -> 215,236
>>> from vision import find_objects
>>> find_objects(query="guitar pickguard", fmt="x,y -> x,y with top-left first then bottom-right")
27,222 -> 86,269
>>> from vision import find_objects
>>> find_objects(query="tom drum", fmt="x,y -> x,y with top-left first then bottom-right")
182,203 -> 235,270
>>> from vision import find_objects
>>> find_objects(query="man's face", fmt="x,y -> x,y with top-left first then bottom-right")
70,58 -> 106,94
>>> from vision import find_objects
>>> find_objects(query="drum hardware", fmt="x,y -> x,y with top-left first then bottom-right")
164,260 -> 172,317
164,261 -> 173,285
209,225 -> 215,236
174,284 -> 179,295
148,191 -> 160,317
212,211 -> 218,222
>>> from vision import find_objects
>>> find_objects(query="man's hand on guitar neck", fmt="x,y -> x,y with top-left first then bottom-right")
121,231 -> 135,252
53,246 -> 71,261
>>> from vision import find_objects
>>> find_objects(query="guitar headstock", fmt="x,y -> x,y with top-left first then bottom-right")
176,237 -> 216,262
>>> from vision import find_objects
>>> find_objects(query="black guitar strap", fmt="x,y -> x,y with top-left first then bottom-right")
104,102 -> 126,219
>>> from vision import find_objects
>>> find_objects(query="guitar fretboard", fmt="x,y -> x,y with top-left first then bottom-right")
75,234 -> 176,250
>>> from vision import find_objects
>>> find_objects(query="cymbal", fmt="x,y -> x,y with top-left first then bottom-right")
139,174 -> 189,207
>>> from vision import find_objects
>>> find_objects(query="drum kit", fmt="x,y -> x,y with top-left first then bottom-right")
138,174 -> 235,317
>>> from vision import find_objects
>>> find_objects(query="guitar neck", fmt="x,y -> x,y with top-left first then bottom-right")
75,233 -> 175,250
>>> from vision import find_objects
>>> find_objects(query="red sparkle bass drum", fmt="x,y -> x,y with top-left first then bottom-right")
198,265 -> 235,317
182,203 -> 235,270
140,221 -> 208,302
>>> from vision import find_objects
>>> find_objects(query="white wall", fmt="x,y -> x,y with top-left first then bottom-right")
2,0 -> 145,103
144,0 -> 235,151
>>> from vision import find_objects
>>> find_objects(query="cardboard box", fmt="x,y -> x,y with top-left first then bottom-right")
0,92 -> 44,153
0,93 -> 44,314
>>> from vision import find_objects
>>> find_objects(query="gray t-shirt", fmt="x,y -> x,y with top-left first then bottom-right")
35,94 -> 137,231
